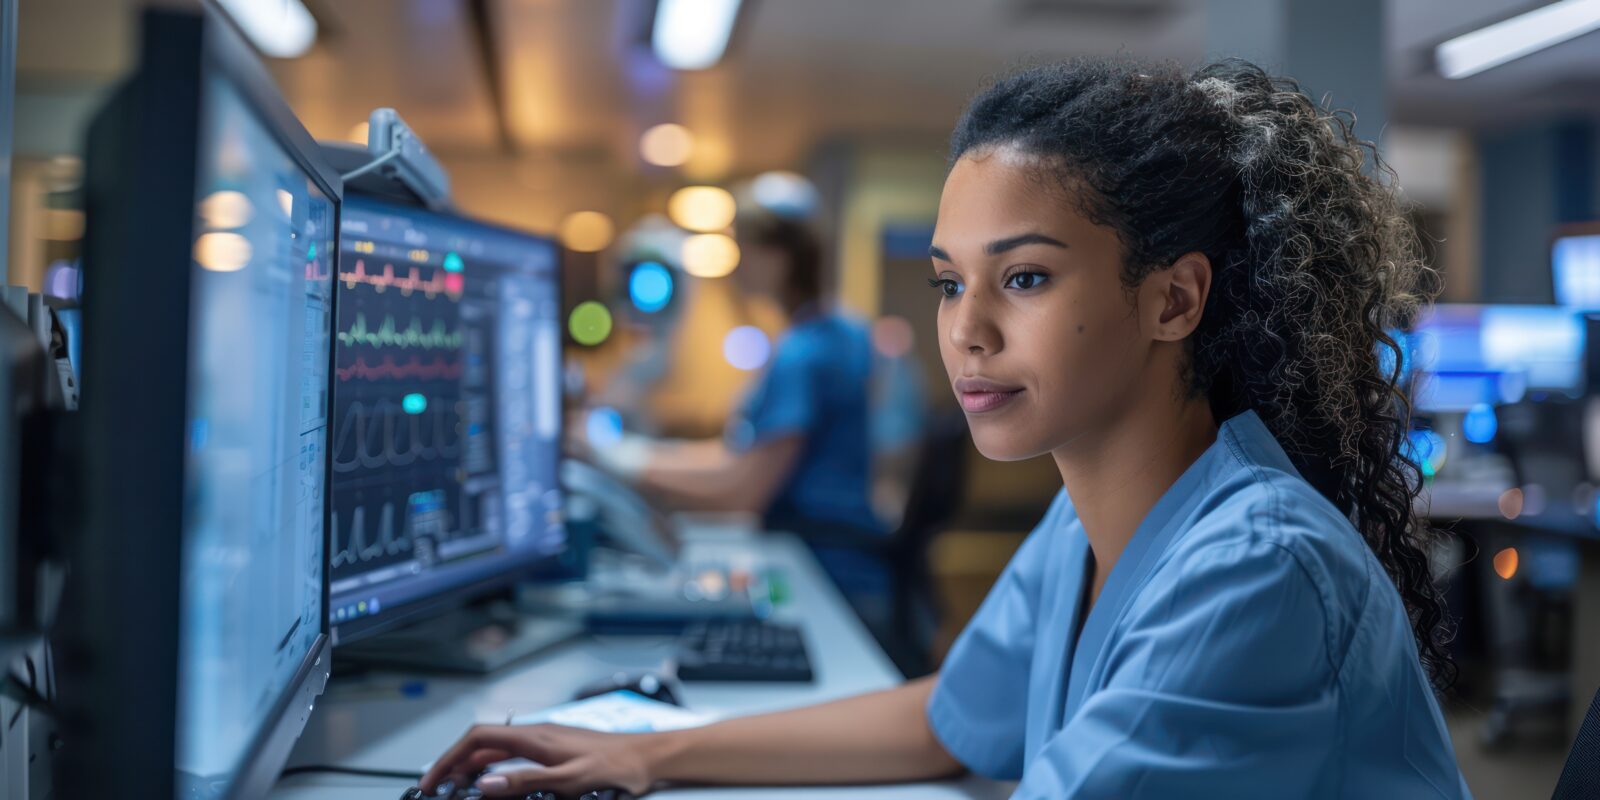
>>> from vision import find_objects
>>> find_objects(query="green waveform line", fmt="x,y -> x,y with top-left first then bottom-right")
337,313 -> 464,350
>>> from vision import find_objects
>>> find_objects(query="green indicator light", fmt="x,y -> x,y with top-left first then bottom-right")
402,393 -> 427,414
568,301 -> 613,346
443,251 -> 464,273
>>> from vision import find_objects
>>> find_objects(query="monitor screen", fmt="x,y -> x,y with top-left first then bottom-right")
1404,304 -> 1585,412
329,196 -> 563,641
1554,232 -> 1600,310
175,72 -> 336,789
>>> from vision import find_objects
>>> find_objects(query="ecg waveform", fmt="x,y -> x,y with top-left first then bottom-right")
337,354 -> 464,382
340,259 -> 463,299
338,313 -> 464,350
331,501 -> 409,568
331,398 -> 461,473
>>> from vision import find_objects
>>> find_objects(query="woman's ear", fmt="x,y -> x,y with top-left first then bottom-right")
1139,251 -> 1212,342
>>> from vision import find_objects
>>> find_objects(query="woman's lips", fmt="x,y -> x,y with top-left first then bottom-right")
958,389 -> 1022,413
954,377 -> 1024,414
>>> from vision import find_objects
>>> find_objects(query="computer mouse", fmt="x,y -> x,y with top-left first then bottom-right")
572,670 -> 681,707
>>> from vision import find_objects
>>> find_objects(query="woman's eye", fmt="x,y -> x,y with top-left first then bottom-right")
1004,271 -> 1047,291
927,278 -> 962,298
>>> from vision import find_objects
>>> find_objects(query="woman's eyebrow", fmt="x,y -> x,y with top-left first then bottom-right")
985,233 -> 1068,255
929,245 -> 952,262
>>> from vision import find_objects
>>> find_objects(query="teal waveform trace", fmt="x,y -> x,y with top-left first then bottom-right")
338,313 -> 464,350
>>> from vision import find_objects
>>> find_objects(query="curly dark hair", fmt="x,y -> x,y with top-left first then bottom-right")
950,58 -> 1453,687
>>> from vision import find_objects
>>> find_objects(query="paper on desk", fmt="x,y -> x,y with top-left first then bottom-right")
423,691 -> 719,774
510,690 -> 718,733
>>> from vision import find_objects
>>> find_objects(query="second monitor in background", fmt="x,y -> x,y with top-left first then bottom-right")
330,195 -> 572,671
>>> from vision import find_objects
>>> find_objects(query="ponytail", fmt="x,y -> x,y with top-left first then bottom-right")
950,58 -> 1453,687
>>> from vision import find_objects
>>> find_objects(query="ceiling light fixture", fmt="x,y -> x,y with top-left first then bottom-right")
1436,0 -> 1600,79
652,0 -> 743,71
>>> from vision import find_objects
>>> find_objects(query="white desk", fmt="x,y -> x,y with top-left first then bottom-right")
271,532 -> 1011,799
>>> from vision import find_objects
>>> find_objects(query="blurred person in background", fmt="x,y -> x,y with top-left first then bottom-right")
579,215 -> 894,626
430,56 -> 1469,799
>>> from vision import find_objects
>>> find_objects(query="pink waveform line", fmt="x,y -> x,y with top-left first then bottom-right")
336,354 -> 465,382
339,259 -> 463,298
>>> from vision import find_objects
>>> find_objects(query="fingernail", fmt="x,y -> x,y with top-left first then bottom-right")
476,774 -> 509,791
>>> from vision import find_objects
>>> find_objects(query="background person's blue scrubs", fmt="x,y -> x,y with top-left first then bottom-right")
726,312 -> 889,619
927,410 -> 1470,799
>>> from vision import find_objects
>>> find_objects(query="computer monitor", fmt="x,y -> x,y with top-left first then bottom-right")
328,195 -> 566,644
0,306 -> 48,649
60,8 -> 339,799
1402,303 -> 1586,413
1554,223 -> 1600,310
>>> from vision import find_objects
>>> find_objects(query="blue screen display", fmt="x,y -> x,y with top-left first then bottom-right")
1404,304 -> 1585,411
1555,233 -> 1600,310
175,75 -> 334,789
328,197 -> 564,635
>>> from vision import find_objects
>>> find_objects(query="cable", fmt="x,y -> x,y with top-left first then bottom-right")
341,149 -> 403,182
279,764 -> 423,781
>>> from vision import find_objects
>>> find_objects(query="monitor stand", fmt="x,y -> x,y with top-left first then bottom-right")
337,599 -> 582,674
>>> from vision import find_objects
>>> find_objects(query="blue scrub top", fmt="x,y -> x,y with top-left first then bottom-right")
728,312 -> 883,536
928,410 -> 1470,798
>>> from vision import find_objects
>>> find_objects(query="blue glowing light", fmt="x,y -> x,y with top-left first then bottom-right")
402,393 -> 427,414
1406,429 -> 1448,478
1463,403 -> 1498,444
629,261 -> 674,313
723,326 -> 771,371
444,251 -> 464,273
586,406 -> 625,447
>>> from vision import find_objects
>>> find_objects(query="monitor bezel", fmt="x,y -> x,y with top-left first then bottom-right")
329,193 -> 569,645
62,6 -> 340,799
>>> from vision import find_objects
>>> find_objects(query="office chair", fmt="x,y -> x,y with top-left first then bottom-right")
1554,684 -> 1600,799
777,411 -> 969,677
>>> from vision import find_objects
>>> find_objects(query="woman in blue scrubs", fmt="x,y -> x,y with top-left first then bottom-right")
424,58 -> 1470,799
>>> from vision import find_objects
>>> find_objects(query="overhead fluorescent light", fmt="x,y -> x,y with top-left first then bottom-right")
652,0 -> 743,71
214,0 -> 318,58
1436,0 -> 1600,79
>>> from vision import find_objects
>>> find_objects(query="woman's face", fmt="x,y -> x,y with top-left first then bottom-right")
930,148 -> 1154,461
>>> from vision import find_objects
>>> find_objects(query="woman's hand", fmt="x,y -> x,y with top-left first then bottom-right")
419,723 -> 668,798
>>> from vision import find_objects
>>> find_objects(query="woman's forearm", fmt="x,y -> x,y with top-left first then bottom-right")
640,676 -> 963,787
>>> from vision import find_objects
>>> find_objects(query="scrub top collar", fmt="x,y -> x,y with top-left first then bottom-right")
1060,409 -> 1288,720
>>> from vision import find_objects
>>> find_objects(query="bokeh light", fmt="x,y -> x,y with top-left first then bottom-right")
568,301 -> 614,346
1493,547 -> 1519,580
193,232 -> 253,272
1499,487 -> 1525,520
751,171 -> 819,217
872,316 -> 915,358
629,261 -> 674,313
198,190 -> 254,229
681,233 -> 740,278
640,123 -> 695,167
1463,402 -> 1498,444
560,211 -> 616,253
401,393 -> 427,415
349,121 -> 370,145
586,406 -> 625,448
723,325 -> 771,371
668,186 -> 737,232
1406,429 -> 1447,478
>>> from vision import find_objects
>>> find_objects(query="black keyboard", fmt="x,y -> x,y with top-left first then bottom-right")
674,619 -> 814,683
402,784 -> 631,800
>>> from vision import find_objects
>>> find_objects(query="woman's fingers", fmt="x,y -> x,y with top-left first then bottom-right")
461,747 -> 515,772
420,725 -> 546,791
472,763 -> 586,798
